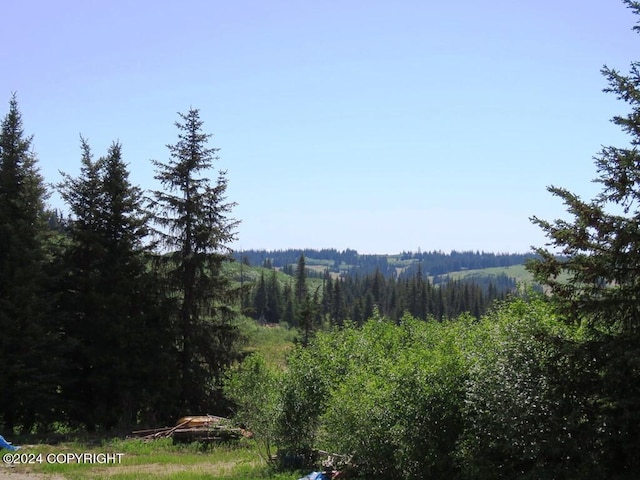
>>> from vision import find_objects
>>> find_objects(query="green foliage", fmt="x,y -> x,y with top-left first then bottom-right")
318,315 -> 470,479
267,310 -> 472,478
458,295 -> 640,479
0,94 -> 52,432
224,354 -> 281,461
517,4 -> 640,476
528,1 -> 640,334
54,137 -> 171,431
459,297 -> 577,478
149,107 -> 242,415
254,293 -> 640,479
275,346 -> 328,468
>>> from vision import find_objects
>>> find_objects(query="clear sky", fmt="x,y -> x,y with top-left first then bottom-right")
2,0 -> 638,254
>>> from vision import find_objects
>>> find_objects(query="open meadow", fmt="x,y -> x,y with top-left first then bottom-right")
0,438 -> 305,480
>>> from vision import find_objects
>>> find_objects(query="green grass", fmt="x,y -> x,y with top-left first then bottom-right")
235,316 -> 297,369
3,438 -> 306,479
437,264 -> 535,285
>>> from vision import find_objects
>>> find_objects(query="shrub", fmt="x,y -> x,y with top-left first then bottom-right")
224,354 -> 280,461
280,313 -> 472,479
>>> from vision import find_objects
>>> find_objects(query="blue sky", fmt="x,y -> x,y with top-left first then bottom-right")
2,0 -> 638,254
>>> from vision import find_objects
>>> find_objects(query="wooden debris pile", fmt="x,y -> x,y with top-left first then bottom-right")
131,415 -> 250,444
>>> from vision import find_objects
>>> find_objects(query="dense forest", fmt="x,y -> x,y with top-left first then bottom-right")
3,1 -> 640,478
243,253 -> 518,327
0,102 -> 243,432
237,249 -> 530,326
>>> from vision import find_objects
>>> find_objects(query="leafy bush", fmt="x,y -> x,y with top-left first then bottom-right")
456,296 -> 640,479
272,311 -> 473,479
274,346 -> 329,468
224,354 -> 280,461
458,297 -> 563,478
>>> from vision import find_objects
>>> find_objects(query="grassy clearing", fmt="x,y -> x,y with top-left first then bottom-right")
438,264 -> 535,284
2,438 -> 305,479
442,264 -> 571,291
235,316 -> 297,369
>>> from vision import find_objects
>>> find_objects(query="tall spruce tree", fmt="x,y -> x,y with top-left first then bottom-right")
322,270 -> 333,319
0,95 -> 51,432
149,108 -> 241,413
57,139 -> 167,430
527,6 -> 640,472
254,271 -> 268,322
332,279 -> 346,326
294,254 -> 308,305
528,0 -> 640,334
57,138 -> 111,430
266,269 -> 283,323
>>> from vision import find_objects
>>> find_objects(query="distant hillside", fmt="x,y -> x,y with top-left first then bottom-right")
223,258 -> 324,292
440,264 -> 534,285
228,249 -> 538,324
233,248 -> 538,279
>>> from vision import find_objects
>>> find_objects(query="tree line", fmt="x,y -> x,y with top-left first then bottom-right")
0,99 -> 242,432
235,248 -> 536,277
248,256 -> 515,329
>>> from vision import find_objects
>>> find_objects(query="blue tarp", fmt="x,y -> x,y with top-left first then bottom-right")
298,472 -> 328,480
0,435 -> 19,451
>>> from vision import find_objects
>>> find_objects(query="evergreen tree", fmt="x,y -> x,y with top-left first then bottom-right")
351,298 -> 364,325
332,279 -> 346,326
266,269 -> 282,323
371,267 -> 384,307
528,1 -> 640,334
363,291 -> 375,322
254,271 -> 268,322
0,95 -> 51,432
408,263 -> 428,320
322,270 -> 333,318
56,139 -> 108,429
280,282 -> 294,326
298,290 -> 321,347
294,254 -> 308,305
526,3 -> 640,473
57,139 -> 168,429
149,107 -> 241,413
